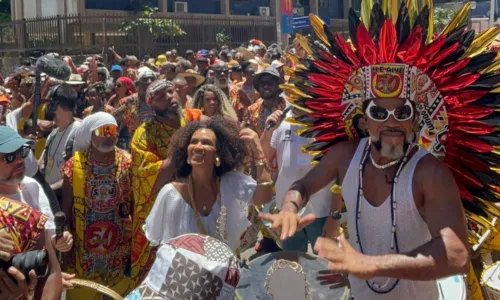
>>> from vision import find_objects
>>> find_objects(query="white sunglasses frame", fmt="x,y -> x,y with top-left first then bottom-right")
365,99 -> 414,122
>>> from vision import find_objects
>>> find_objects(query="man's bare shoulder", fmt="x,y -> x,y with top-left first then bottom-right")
415,153 -> 456,187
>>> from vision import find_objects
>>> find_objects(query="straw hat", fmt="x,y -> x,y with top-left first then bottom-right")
177,69 -> 205,87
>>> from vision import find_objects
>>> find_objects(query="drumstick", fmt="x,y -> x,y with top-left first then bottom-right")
473,217 -> 498,254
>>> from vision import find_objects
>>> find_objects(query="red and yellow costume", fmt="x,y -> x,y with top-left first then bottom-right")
285,3 -> 500,299
130,109 -> 201,285
61,149 -> 133,300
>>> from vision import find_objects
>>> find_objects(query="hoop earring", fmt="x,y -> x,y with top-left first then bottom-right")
215,157 -> 220,167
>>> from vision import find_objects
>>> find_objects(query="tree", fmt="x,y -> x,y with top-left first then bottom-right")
119,5 -> 186,39
0,0 -> 11,23
434,7 -> 457,33
216,29 -> 231,47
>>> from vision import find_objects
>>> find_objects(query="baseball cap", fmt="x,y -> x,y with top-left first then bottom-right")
0,126 -> 34,154
253,67 -> 284,90
111,65 -> 123,72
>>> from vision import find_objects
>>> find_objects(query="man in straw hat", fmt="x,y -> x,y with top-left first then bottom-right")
177,69 -> 205,97
61,112 -> 133,299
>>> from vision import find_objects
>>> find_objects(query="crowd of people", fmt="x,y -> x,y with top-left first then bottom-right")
2,1 -> 500,299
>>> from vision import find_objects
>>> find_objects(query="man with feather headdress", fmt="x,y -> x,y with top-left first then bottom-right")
259,1 -> 500,299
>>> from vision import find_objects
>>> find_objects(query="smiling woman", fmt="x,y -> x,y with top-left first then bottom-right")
141,115 -> 273,255
190,84 -> 238,121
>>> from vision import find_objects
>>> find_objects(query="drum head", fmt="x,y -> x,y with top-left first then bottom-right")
237,252 -> 349,300
437,275 -> 466,300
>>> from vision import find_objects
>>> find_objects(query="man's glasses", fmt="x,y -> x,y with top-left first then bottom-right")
365,100 -> 414,122
94,125 -> 118,137
3,146 -> 30,164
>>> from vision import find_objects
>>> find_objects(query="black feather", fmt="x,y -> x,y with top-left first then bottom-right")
295,115 -> 321,124
395,1 -> 410,44
415,5 -> 430,46
473,152 -> 500,167
462,199 -> 488,217
348,8 -> 361,47
469,73 -> 500,89
305,141 -> 331,152
457,52 -> 497,75
475,93 -> 500,107
323,23 -> 350,63
445,24 -> 467,48
369,3 -> 385,43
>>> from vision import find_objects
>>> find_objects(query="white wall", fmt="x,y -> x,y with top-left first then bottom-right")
23,0 -> 36,18
40,0 -> 60,17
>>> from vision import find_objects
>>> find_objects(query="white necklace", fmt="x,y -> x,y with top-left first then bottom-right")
369,154 -> 401,169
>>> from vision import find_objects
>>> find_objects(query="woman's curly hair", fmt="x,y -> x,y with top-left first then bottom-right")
168,115 -> 250,178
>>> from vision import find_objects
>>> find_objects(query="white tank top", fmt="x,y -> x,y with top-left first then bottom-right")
341,138 -> 439,300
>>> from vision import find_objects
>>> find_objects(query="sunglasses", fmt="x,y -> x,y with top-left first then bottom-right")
3,145 -> 30,164
365,100 -> 414,122
94,125 -> 118,137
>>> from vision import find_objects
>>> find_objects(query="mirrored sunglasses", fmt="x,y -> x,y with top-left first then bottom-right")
94,125 -> 118,137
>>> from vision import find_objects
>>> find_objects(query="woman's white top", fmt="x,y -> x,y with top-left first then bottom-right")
144,170 -> 256,251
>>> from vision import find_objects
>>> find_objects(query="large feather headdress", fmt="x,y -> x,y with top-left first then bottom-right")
284,1 -> 500,243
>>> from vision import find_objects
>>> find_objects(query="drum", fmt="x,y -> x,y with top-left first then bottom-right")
236,251 -> 349,300
481,262 -> 500,300
437,275 -> 467,300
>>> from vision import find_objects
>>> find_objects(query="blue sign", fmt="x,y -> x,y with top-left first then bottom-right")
293,16 -> 331,29
282,15 -> 295,34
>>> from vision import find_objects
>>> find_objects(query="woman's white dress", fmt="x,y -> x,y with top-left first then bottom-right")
143,170 -> 256,251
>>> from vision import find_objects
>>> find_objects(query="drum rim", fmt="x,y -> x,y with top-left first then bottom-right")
480,261 -> 500,291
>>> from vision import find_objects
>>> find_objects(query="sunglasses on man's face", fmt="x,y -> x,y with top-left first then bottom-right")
94,125 -> 118,137
365,100 -> 414,122
3,145 -> 30,164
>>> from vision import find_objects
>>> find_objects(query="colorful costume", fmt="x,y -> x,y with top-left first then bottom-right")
118,94 -> 155,136
284,3 -> 500,299
130,109 -> 201,285
61,149 -> 133,300
0,197 -> 48,253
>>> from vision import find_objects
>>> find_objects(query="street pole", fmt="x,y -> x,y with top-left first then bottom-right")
490,0 -> 496,28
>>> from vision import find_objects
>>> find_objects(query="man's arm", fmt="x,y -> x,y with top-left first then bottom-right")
281,141 -> 354,212
370,157 -> 470,279
41,231 -> 63,300
50,179 -> 63,193
316,156 -> 470,281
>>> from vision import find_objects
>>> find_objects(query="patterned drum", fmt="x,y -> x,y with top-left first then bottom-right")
481,262 -> 500,300
237,251 -> 349,300
437,275 -> 467,300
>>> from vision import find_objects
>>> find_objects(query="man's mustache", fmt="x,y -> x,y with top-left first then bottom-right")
380,128 -> 405,134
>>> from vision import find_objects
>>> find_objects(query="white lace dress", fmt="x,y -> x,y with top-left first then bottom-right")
143,170 -> 256,251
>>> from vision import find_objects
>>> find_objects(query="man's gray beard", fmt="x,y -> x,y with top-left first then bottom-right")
214,77 -> 228,89
370,135 -> 410,160
155,105 -> 181,119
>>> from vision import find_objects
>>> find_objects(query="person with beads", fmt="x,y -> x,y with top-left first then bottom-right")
129,79 -> 205,286
253,4 -> 500,298
60,113 -> 133,299
143,116 -> 273,254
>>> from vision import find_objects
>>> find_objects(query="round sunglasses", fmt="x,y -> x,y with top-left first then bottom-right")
365,100 -> 414,122
3,145 -> 30,164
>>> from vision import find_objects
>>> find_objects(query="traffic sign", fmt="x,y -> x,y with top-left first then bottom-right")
293,16 -> 331,29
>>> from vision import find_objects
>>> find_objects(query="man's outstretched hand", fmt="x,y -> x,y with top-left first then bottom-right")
258,212 -> 316,240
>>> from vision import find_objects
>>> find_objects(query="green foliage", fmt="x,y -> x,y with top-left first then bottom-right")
434,7 -> 457,32
0,0 -> 11,23
216,29 -> 231,46
119,5 -> 186,38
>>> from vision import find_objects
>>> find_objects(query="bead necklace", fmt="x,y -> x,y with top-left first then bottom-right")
354,140 -> 414,294
369,153 -> 400,169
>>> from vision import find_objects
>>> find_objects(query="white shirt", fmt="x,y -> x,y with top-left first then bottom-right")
144,170 -> 256,251
43,121 -> 80,185
2,177 -> 55,237
6,107 -> 38,177
271,113 -> 332,218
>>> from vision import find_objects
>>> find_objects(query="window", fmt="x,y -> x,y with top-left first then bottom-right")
319,0 -> 328,8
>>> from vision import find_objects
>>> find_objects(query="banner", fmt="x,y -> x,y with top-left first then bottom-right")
281,0 -> 294,34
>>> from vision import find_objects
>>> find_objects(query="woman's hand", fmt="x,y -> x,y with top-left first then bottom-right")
259,211 -> 315,240
61,273 -> 75,290
239,128 -> 262,155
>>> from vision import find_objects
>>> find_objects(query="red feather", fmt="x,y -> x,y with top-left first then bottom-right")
443,90 -> 489,108
397,25 -> 423,65
450,134 -> 495,153
378,19 -> 398,63
356,23 -> 378,65
420,42 -> 460,72
436,73 -> 481,92
334,33 -> 361,68
450,120 -> 496,135
448,106 -> 494,120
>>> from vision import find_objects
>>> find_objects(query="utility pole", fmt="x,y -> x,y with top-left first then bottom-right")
490,0 -> 496,28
